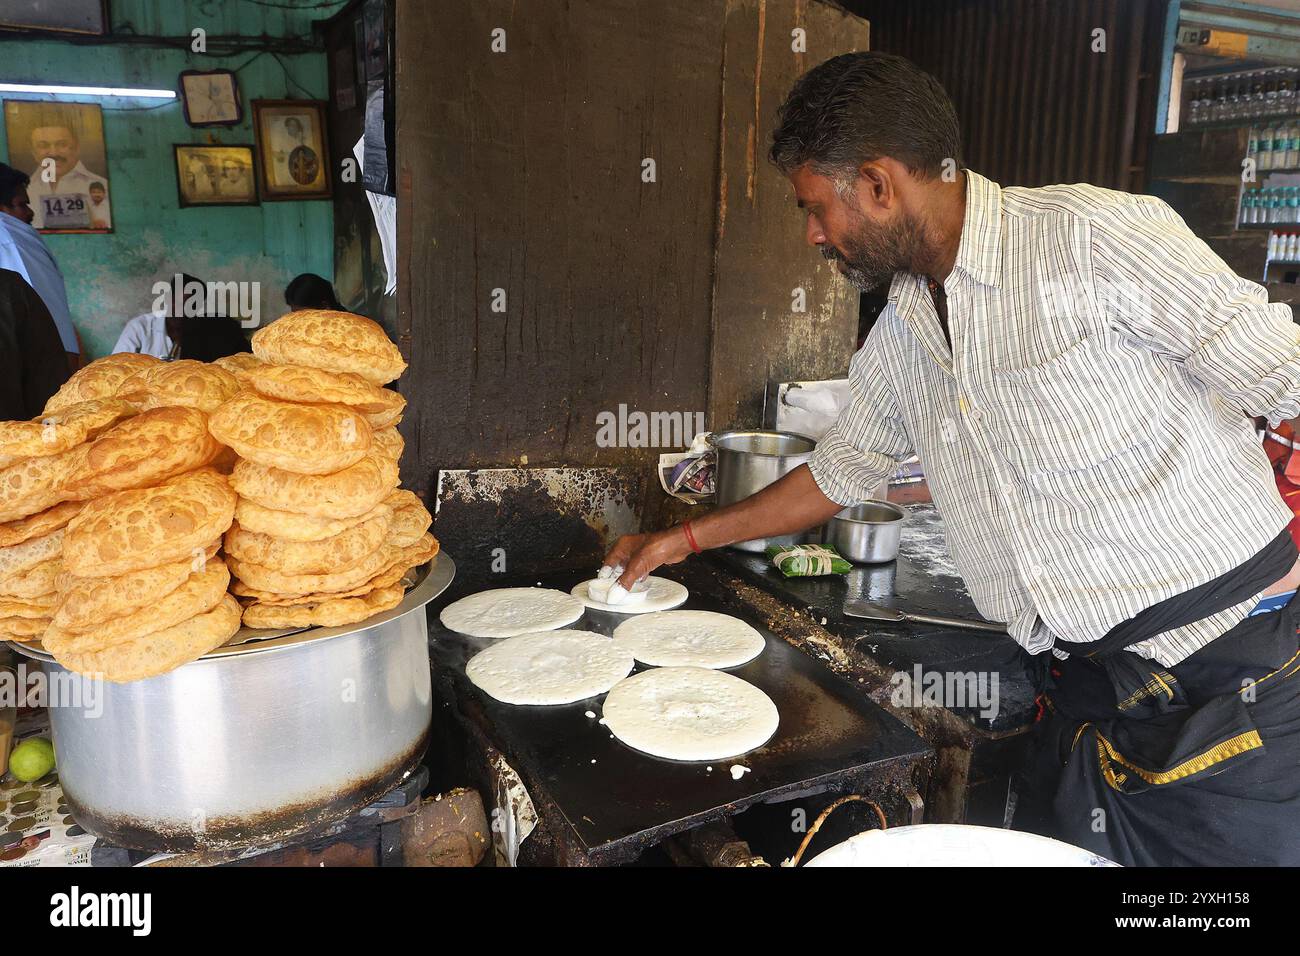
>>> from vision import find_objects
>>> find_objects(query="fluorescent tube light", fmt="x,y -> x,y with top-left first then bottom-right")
0,83 -> 175,98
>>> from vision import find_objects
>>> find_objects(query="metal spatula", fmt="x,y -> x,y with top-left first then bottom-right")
843,599 -> 1007,633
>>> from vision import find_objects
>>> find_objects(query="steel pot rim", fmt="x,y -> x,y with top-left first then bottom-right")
831,499 -> 908,525
708,428 -> 819,457
9,551 -> 457,667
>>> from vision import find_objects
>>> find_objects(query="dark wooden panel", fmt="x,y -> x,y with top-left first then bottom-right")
848,0 -> 1167,193
706,0 -> 868,432
1150,128 -> 1250,186
396,0 -> 725,497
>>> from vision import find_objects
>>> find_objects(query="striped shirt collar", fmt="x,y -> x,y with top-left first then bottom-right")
887,168 -> 1003,301
953,170 -> 1003,288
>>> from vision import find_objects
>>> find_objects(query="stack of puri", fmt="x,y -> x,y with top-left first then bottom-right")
0,352 -> 160,643
0,354 -> 246,679
42,468 -> 239,681
208,310 -> 437,629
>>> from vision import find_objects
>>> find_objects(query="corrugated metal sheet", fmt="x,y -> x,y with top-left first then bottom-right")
843,0 -> 1168,191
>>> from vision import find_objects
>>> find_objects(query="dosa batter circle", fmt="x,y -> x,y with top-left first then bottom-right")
439,587 -> 584,638
601,666 -> 779,761
611,610 -> 766,668
466,629 -> 634,705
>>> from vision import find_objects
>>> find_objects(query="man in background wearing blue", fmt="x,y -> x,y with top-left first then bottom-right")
0,162 -> 80,372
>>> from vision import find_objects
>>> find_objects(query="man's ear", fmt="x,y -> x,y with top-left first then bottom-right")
855,160 -> 895,212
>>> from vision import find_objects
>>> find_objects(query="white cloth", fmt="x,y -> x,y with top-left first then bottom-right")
809,170 -> 1299,666
113,311 -> 173,359
777,379 -> 851,440
353,136 -> 396,295
27,161 -> 111,230
0,211 -> 77,352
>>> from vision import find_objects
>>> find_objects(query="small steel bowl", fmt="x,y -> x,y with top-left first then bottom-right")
824,500 -> 907,564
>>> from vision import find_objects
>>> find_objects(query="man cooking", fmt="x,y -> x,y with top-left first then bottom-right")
603,52 -> 1300,867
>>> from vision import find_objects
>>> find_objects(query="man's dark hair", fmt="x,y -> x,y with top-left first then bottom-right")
770,52 -> 962,183
285,272 -> 342,311
0,163 -> 30,207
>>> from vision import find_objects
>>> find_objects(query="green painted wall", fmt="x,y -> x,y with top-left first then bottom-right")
0,0 -> 338,358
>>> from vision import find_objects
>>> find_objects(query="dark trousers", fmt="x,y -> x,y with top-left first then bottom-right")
1015,598 -> 1300,866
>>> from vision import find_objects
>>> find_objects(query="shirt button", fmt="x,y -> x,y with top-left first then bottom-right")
1031,565 -> 1045,578
968,407 -> 983,423
1000,483 -> 1015,500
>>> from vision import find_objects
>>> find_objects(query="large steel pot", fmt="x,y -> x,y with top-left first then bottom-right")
710,429 -> 817,552
9,552 -> 455,853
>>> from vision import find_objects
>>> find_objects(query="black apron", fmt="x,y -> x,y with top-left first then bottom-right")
1014,530 -> 1300,866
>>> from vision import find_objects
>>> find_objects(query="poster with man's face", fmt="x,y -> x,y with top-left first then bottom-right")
3,100 -> 112,232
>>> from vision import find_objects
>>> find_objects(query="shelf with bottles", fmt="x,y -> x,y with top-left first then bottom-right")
1185,66 -> 1300,129
1238,185 -> 1300,228
1246,122 -> 1300,173
1262,232 -> 1300,281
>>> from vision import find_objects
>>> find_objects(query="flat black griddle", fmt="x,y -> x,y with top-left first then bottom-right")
429,569 -> 931,865
711,503 -> 1038,732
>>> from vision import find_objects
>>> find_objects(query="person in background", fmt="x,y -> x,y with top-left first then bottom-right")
114,302 -> 177,359
285,272 -> 343,311
113,273 -> 252,362
178,313 -> 252,363
0,268 -> 71,420
0,163 -> 81,371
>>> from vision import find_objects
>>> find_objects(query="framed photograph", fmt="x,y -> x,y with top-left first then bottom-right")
179,69 -> 243,127
252,99 -> 332,201
2,99 -> 112,233
0,0 -> 108,36
174,144 -> 258,207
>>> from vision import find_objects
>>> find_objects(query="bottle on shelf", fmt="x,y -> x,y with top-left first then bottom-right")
1281,68 -> 1298,118
1259,124 -> 1275,171
1188,66 -> 1300,127
1263,70 -> 1280,117
1187,77 -> 1205,126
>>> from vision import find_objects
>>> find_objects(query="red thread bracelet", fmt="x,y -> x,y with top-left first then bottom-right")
682,521 -> 702,555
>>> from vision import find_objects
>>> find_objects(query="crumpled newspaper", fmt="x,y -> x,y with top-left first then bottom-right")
658,432 -> 714,504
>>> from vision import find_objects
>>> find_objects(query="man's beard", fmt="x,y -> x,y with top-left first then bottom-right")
821,209 -> 919,292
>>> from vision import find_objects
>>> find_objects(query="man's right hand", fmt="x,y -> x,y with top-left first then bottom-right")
603,528 -> 693,596
598,463 -> 846,602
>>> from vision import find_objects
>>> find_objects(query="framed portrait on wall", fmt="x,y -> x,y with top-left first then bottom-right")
2,99 -> 113,233
174,144 -> 258,207
179,70 -> 243,127
0,0 -> 108,35
252,99 -> 332,201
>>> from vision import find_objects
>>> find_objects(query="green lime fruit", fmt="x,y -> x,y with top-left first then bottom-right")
9,737 -> 55,782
